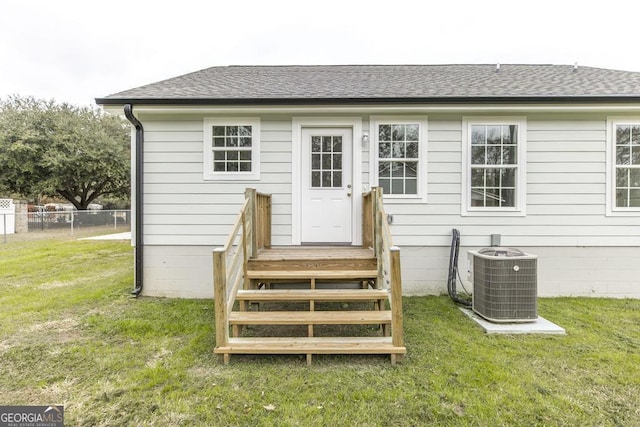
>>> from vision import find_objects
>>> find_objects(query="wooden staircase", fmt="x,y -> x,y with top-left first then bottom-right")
213,188 -> 405,365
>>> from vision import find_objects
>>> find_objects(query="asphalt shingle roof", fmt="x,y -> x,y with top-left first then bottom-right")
96,64 -> 640,104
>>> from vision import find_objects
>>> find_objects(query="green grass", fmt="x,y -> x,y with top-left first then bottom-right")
1,239 -> 640,426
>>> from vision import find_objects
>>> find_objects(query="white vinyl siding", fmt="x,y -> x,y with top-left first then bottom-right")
141,115 -> 292,246
384,114 -> 639,248
136,110 -> 640,299
140,113 -> 637,249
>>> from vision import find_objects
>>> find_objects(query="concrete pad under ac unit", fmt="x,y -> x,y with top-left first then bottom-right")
459,307 -> 566,335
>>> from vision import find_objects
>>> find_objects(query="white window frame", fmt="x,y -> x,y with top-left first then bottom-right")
606,117 -> 640,216
461,117 -> 527,216
203,117 -> 261,181
370,116 -> 428,203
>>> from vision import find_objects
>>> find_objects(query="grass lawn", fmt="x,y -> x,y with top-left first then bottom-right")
1,238 -> 639,426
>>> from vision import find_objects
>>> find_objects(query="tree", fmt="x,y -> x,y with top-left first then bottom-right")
0,96 -> 130,209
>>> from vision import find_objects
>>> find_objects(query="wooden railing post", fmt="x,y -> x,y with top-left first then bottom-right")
245,188 -> 257,258
241,210 -> 250,290
374,187 -> 384,251
390,246 -> 404,351
213,248 -> 229,350
264,194 -> 272,249
362,191 -> 373,249
373,188 -> 384,289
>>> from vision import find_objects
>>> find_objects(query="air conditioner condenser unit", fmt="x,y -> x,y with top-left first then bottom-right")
468,247 -> 538,323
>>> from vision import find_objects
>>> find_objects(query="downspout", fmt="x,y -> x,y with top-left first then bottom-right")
124,104 -> 143,297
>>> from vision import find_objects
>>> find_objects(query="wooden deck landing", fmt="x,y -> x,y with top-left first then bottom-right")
214,188 -> 404,365
248,246 -> 377,273
253,246 -> 375,260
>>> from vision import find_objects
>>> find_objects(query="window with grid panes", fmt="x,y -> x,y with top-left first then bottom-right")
203,118 -> 260,180
470,124 -> 518,207
377,124 -> 419,195
212,125 -> 253,172
614,124 -> 640,208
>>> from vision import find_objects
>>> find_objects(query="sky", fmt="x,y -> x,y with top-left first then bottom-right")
1,0 -> 640,107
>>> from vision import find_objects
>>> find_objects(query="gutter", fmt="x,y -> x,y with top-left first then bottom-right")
95,95 -> 640,106
123,104 -> 143,297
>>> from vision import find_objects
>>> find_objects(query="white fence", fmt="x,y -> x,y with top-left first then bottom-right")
0,199 -> 15,235
2,209 -> 131,242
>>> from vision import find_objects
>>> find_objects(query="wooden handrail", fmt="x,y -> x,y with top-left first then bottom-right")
362,187 -> 404,352
214,188 -> 272,354
222,198 -> 250,251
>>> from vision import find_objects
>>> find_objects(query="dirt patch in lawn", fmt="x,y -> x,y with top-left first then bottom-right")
1,317 -> 83,355
39,280 -> 75,290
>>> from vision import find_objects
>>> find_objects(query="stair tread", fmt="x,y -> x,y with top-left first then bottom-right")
228,310 -> 391,325
215,336 -> 406,354
246,269 -> 378,279
236,289 -> 388,301
254,246 -> 375,261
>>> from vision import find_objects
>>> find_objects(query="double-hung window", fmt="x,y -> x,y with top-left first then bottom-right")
372,117 -> 427,201
203,118 -> 261,180
607,118 -> 640,214
462,117 -> 526,216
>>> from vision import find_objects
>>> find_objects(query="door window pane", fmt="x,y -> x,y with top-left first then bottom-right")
322,171 -> 331,187
312,171 -> 321,187
310,135 -> 344,188
333,137 -> 342,152
333,171 -> 342,187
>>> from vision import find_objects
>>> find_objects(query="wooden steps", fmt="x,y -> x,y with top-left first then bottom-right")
245,269 -> 377,280
229,310 -> 391,326
215,337 -> 406,354
222,285 -> 400,364
236,288 -> 388,302
214,337 -> 406,365
215,245 -> 405,365
248,246 -> 376,271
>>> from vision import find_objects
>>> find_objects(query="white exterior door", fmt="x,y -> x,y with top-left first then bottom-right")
301,127 -> 353,243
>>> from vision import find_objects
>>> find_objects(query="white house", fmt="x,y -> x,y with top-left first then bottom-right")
97,64 -> 640,299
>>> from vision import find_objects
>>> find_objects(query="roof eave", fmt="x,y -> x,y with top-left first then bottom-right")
95,96 -> 640,106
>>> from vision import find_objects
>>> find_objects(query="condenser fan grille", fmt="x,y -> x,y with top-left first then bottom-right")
471,250 -> 537,323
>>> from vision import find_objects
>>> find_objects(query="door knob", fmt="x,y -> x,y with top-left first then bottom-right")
347,192 -> 352,197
